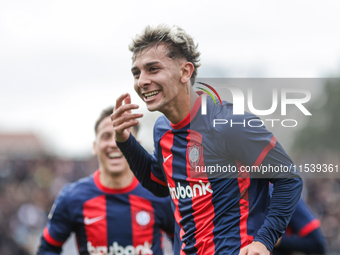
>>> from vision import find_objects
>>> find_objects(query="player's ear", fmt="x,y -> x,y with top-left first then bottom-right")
180,62 -> 194,84
92,141 -> 97,156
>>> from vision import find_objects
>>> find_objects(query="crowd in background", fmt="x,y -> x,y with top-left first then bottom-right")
0,155 -> 339,254
304,178 -> 340,253
0,156 -> 96,255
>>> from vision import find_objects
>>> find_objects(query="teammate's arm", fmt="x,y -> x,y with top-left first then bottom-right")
275,229 -> 326,254
37,186 -> 74,254
274,199 -> 326,254
159,196 -> 176,238
37,240 -> 62,255
112,93 -> 169,197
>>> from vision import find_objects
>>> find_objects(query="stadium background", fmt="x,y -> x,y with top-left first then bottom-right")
1,1 -> 340,254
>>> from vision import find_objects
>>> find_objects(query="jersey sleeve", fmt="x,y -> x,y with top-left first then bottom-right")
220,112 -> 303,251
37,185 -> 74,254
275,199 -> 326,254
289,199 -> 321,236
158,196 -> 175,237
116,133 -> 169,197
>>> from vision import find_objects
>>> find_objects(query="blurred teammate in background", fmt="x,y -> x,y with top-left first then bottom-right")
272,183 -> 326,254
37,106 -> 175,255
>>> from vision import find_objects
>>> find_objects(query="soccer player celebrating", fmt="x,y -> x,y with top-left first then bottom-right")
37,107 -> 175,255
111,24 -> 303,255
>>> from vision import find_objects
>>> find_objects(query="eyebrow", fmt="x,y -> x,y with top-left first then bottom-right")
131,61 -> 160,72
100,131 -> 112,138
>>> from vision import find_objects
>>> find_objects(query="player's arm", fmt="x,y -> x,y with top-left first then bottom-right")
37,185 -> 74,254
223,114 -> 302,253
276,228 -> 326,254
254,173 -> 302,252
116,132 -> 169,196
158,196 -> 176,239
37,237 -> 62,255
254,141 -> 302,251
112,93 -> 169,197
274,199 -> 326,254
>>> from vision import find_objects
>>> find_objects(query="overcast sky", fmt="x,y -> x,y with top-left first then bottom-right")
1,0 -> 340,158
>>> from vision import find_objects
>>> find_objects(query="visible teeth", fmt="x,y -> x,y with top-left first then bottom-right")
144,91 -> 159,99
108,152 -> 122,159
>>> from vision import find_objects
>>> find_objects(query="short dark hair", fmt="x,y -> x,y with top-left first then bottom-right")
129,24 -> 201,85
94,106 -> 139,135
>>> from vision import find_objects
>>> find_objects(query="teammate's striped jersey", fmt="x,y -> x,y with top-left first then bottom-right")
272,198 -> 326,255
268,183 -> 326,254
118,96 -> 303,254
285,199 -> 321,239
37,170 -> 175,255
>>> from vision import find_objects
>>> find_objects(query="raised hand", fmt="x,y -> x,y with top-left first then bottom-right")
111,93 -> 143,142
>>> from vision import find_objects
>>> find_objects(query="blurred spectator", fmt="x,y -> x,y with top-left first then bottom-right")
0,155 -> 95,255
304,178 -> 340,252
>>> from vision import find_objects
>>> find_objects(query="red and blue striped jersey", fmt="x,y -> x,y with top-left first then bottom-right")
272,198 -> 326,254
37,170 -> 175,255
269,184 -> 326,254
285,199 -> 321,240
117,96 -> 303,254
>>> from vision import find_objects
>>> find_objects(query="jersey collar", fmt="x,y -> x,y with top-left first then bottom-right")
93,170 -> 139,194
170,95 -> 201,130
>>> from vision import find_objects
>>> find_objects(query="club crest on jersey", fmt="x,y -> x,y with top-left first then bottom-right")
188,144 -> 203,168
135,210 -> 151,227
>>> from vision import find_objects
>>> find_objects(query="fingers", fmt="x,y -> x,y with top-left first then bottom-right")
111,93 -> 143,128
115,93 -> 129,111
239,246 -> 248,255
112,93 -> 139,120
124,93 -> 131,105
111,112 -> 143,131
113,118 -> 140,135
238,242 -> 269,255
111,104 -> 140,121
111,93 -> 143,142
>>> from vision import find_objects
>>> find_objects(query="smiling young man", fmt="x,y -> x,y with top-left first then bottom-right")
111,24 -> 303,255
37,106 -> 175,255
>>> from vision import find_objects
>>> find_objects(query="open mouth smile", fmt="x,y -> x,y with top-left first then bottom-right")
107,152 -> 123,159
143,90 -> 160,100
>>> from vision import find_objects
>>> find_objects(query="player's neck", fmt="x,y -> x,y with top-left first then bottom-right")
165,86 -> 199,124
99,168 -> 135,189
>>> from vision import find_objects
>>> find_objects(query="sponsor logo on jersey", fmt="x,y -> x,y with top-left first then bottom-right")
168,181 -> 213,200
87,241 -> 153,255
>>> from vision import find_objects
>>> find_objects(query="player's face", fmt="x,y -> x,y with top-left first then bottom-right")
131,44 -> 187,115
93,116 -> 130,175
